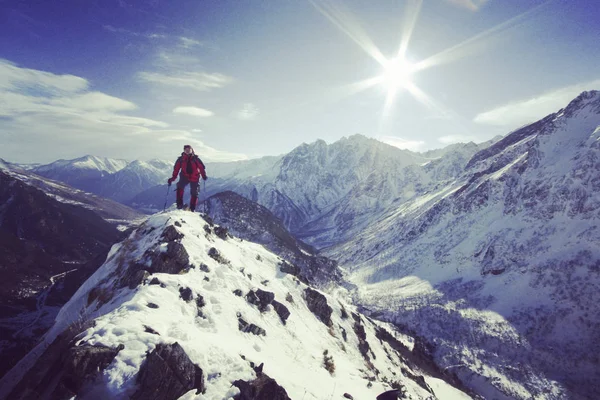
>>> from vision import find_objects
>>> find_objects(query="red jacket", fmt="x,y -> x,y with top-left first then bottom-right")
171,153 -> 207,182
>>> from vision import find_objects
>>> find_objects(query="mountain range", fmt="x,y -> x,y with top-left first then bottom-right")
1,90 -> 598,399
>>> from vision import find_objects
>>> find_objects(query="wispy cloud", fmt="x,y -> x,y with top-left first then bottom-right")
443,0 -> 488,11
473,80 -> 600,128
103,25 -> 166,40
179,36 -> 203,49
236,103 -> 259,120
0,60 -> 245,162
173,106 -> 214,117
0,58 -> 87,93
378,135 -> 425,151
138,71 -> 233,91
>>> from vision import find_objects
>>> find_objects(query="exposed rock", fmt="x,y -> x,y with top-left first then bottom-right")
119,266 -> 150,289
199,263 -> 210,272
272,300 -> 291,324
161,225 -> 184,242
132,342 -> 205,400
58,343 -> 125,395
376,389 -> 401,400
246,289 -> 275,311
5,320 -> 97,400
147,302 -> 159,309
343,393 -> 354,399
214,225 -> 229,240
149,277 -> 165,287
233,289 -> 243,297
147,241 -> 190,274
196,295 -> 206,308
279,260 -> 300,276
238,317 -> 266,336
144,325 -> 160,335
303,287 -> 332,326
352,313 -> 374,368
245,290 -> 260,305
232,370 -> 291,400
208,247 -> 229,264
179,287 -> 194,302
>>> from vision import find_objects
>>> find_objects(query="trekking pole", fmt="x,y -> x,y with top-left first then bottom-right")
203,180 -> 207,214
163,183 -> 171,211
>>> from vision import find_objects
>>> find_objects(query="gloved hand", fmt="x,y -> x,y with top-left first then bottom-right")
202,176 -> 207,181
168,178 -> 174,185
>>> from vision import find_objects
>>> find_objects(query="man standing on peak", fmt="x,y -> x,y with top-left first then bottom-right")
168,144 -> 207,211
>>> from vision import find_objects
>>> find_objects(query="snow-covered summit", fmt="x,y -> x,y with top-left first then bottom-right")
0,211 -> 471,400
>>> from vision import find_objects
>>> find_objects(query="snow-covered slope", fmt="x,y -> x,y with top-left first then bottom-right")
205,190 -> 342,286
327,91 -> 600,399
97,159 -> 172,203
0,211 -> 472,400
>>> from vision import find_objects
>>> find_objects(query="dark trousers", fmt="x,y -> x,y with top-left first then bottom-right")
176,175 -> 200,211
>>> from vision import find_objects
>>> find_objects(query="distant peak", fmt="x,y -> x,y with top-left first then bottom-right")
564,90 -> 600,115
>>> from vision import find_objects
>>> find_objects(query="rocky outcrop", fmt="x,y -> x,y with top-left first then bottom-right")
4,320 -> 125,400
246,289 -> 275,311
272,300 -> 291,324
232,369 -> 291,400
132,342 -> 205,400
303,287 -> 332,326
238,317 -> 266,336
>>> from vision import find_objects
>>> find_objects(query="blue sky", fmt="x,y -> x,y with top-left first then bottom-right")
1,0 -> 599,163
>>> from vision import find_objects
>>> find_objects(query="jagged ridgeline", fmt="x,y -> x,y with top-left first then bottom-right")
0,212 -> 471,400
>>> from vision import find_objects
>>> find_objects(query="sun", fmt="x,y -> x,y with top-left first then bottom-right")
380,57 -> 415,90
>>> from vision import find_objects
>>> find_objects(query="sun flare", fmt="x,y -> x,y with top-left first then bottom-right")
380,57 -> 415,90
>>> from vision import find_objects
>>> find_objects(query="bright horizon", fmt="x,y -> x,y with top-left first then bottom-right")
1,0 -> 599,163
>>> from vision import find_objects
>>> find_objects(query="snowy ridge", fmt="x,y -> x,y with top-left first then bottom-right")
0,167 -> 143,223
326,91 -> 600,399
34,155 -> 129,175
0,211 -> 471,400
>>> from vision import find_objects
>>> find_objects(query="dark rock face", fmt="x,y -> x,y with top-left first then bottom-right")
233,289 -> 243,297
0,171 -> 127,378
149,277 -> 166,288
144,325 -> 160,335
199,263 -> 210,272
246,289 -> 275,311
59,343 -> 125,395
238,317 -> 266,336
279,260 -> 301,276
213,225 -> 229,240
303,287 -> 332,326
208,247 -> 229,264
148,241 -> 190,274
119,266 -> 150,289
376,389 -> 401,400
232,370 -> 291,400
132,342 -> 205,400
5,320 -> 111,400
352,313 -> 374,368
272,300 -> 291,324
161,225 -> 184,242
179,287 -> 194,302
